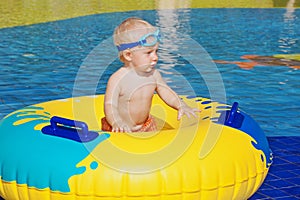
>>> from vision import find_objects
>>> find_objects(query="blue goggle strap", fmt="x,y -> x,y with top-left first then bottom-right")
116,30 -> 161,51
117,39 -> 147,51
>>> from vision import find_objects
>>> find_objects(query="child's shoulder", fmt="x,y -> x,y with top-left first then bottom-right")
110,67 -> 127,79
152,69 -> 163,79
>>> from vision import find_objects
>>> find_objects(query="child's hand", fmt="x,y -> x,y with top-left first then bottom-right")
177,104 -> 201,120
112,121 -> 132,133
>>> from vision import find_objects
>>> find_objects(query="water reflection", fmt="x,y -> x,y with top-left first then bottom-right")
278,0 -> 298,53
155,2 -> 226,102
155,1 -> 195,95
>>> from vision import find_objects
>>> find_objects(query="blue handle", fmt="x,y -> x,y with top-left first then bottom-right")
225,102 -> 239,126
217,102 -> 244,128
51,116 -> 88,136
42,116 -> 98,143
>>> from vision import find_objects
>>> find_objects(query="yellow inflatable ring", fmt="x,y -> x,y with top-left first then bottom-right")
0,94 -> 272,200
273,53 -> 300,61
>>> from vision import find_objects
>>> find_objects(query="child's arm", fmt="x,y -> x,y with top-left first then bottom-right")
153,70 -> 200,120
104,74 -> 131,132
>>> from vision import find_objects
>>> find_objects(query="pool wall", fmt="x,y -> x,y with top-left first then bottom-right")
1,0 -> 299,28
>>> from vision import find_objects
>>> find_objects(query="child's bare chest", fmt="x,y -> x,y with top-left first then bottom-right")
120,77 -> 156,101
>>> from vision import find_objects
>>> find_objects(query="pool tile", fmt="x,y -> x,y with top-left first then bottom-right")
249,192 -> 269,199
265,179 -> 296,188
272,157 -> 291,165
275,197 -> 300,200
270,163 -> 300,171
281,156 -> 300,163
251,136 -> 300,200
259,182 -> 276,190
256,188 -> 291,198
282,186 -> 300,196
264,173 -> 281,182
285,177 -> 300,185
272,170 -> 300,179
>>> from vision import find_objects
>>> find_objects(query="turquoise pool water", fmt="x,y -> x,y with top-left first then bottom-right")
0,8 -> 299,136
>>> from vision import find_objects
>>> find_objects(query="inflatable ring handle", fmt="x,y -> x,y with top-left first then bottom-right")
42,116 -> 99,143
225,102 -> 239,126
51,116 -> 88,134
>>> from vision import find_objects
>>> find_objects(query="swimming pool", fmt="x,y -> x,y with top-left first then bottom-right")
0,8 -> 299,137
1,1 -> 300,199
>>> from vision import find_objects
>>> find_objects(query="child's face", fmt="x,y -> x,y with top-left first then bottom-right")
130,43 -> 159,75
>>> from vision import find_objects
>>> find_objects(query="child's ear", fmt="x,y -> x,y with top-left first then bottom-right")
122,49 -> 132,61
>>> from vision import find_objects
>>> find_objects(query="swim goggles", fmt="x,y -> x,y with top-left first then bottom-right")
116,29 -> 161,51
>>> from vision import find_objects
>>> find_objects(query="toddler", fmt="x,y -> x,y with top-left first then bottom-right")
102,17 -> 199,132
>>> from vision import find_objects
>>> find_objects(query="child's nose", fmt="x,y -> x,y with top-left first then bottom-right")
152,52 -> 158,61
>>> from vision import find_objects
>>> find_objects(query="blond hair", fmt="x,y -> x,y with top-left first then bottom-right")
113,17 -> 155,61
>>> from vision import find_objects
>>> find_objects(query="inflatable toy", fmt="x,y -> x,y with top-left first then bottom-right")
214,54 -> 300,69
274,53 -> 300,61
0,94 -> 272,200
